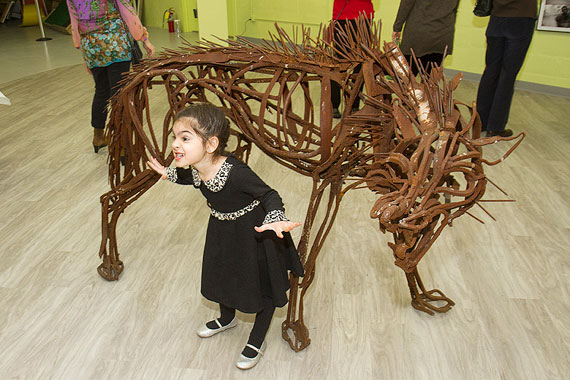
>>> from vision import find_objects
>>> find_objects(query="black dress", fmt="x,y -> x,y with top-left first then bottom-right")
168,155 -> 304,313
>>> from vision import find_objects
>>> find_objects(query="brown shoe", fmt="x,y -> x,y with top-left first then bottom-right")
93,128 -> 108,153
486,129 -> 513,137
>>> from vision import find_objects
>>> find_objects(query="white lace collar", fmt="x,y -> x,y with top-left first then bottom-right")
191,160 -> 233,192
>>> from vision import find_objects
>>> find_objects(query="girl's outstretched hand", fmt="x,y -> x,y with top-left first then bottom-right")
254,221 -> 302,238
147,157 -> 167,179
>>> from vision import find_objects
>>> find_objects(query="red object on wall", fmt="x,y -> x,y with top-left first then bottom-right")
163,8 -> 175,33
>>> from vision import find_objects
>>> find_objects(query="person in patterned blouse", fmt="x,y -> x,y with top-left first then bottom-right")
147,103 -> 304,370
67,0 -> 155,152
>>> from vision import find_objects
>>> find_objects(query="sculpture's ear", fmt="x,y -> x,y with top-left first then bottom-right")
450,72 -> 463,91
393,103 -> 416,140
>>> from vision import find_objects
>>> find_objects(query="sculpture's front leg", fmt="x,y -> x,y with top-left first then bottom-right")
97,171 -> 159,280
282,180 -> 342,351
405,267 -> 455,315
391,217 -> 456,315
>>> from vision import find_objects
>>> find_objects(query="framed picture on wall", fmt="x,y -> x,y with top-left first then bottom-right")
537,0 -> 570,32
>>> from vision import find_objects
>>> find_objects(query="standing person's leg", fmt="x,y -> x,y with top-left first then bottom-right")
350,62 -> 363,111
347,19 -> 362,112
475,36 -> 506,132
331,19 -> 348,118
485,20 -> 534,135
91,61 -> 131,152
331,81 -> 342,118
106,60 -> 131,99
418,53 -> 444,76
404,55 -> 420,76
90,66 -> 111,152
91,66 -> 110,129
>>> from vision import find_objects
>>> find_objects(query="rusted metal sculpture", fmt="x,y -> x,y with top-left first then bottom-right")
98,17 -> 524,352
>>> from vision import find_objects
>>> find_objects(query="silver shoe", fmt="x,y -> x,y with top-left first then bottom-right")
196,317 -> 237,338
236,341 -> 266,370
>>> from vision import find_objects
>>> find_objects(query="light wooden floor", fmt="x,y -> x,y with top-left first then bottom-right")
1,26 -> 569,380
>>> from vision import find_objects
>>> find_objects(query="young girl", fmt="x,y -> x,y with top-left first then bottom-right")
147,103 -> 304,370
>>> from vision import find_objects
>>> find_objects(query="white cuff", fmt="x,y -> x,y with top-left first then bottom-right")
165,167 -> 178,183
262,210 -> 288,224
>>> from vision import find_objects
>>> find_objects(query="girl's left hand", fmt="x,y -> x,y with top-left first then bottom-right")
254,221 -> 302,238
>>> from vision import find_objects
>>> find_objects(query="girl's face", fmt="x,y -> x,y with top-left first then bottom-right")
171,119 -> 209,167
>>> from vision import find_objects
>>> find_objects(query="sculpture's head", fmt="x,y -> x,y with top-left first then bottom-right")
362,43 -> 524,270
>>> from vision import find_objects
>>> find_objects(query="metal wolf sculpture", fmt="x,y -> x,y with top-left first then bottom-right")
98,18 -> 524,352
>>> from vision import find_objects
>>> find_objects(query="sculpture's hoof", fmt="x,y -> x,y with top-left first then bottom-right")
97,260 -> 124,281
411,288 -> 455,315
282,320 -> 310,352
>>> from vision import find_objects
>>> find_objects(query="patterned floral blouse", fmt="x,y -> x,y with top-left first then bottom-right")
67,0 -> 147,68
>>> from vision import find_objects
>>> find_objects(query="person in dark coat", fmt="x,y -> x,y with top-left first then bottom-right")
392,0 -> 459,76
475,0 -> 538,137
147,103 -> 304,370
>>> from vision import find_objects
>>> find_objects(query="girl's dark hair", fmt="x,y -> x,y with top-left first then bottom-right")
174,103 -> 230,157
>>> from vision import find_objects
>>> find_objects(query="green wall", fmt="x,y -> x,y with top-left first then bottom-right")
227,0 -> 331,41
197,0 -> 228,42
227,0 -> 252,38
142,0 -> 198,33
142,0 -> 570,89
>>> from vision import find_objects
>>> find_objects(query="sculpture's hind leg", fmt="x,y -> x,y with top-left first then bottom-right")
98,191 -> 123,280
98,170 -> 159,280
282,180 -> 343,351
405,267 -> 455,315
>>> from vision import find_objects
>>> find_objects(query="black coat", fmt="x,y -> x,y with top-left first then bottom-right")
393,0 -> 459,57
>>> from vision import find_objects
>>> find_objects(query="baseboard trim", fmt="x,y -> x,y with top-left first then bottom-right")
444,68 -> 570,98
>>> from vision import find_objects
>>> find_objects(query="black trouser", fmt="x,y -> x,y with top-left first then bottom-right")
331,19 -> 365,110
475,16 -> 535,132
404,53 -> 444,76
90,60 -> 131,129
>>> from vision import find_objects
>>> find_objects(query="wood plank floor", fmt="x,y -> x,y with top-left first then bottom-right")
0,62 -> 568,379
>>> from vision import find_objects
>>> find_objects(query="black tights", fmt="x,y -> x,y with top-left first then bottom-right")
209,297 -> 275,357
